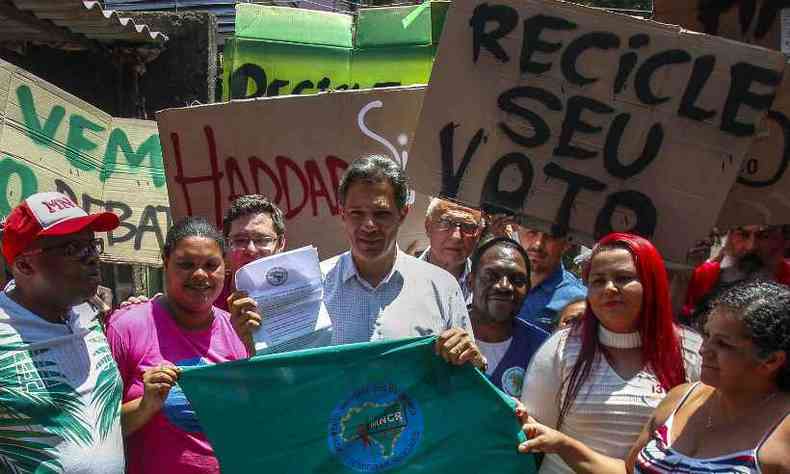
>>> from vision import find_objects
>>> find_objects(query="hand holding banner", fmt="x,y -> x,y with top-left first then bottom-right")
178,337 -> 538,473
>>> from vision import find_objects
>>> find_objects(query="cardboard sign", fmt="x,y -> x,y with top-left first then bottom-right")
407,0 -> 786,263
717,65 -> 790,228
654,0 -> 790,228
654,0 -> 786,51
0,58 -> 169,265
223,3 -> 448,100
156,86 -> 430,259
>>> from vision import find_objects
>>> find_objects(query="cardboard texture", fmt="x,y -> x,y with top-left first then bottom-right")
0,58 -> 168,266
156,86 -> 430,259
222,3 -> 448,100
717,64 -> 790,228
653,0 -> 790,228
654,0 -> 784,51
407,0 -> 786,263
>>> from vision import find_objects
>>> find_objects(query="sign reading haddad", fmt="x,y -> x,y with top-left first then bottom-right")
0,58 -> 169,265
156,86 -> 430,259
407,0 -> 786,263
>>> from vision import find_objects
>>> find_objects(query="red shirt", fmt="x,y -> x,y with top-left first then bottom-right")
682,258 -> 790,319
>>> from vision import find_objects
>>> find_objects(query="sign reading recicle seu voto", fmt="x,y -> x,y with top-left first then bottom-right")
407,0 -> 786,263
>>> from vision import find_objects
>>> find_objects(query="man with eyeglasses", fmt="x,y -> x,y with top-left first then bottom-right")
220,195 -> 287,356
121,195 -> 285,356
420,198 -> 483,305
322,155 -> 486,369
0,191 -> 125,472
682,224 -> 790,321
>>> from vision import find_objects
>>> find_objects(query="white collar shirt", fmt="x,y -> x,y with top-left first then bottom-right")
321,249 -> 472,345
418,247 -> 473,305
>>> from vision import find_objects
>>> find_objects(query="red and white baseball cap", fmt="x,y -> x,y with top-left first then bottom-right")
2,192 -> 120,264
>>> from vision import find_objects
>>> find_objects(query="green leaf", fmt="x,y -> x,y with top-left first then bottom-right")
90,347 -> 122,442
0,348 -> 93,450
0,428 -> 62,473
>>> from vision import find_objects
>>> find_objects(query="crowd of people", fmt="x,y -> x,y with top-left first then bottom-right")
0,154 -> 788,473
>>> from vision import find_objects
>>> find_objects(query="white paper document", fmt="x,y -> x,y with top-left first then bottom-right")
234,245 -> 332,353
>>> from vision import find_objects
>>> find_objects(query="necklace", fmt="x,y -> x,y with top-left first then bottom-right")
598,324 -> 641,348
706,390 -> 779,429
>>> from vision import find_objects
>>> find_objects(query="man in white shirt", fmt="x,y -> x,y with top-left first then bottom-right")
419,198 -> 483,305
321,155 -> 485,368
0,191 -> 125,473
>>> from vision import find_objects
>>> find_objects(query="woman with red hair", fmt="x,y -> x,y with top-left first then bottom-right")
518,233 -> 702,473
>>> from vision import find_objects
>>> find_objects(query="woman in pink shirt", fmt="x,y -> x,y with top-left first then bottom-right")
106,217 -> 253,474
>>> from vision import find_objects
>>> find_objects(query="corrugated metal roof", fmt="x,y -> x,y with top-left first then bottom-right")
104,0 -> 237,38
103,1 -> 342,41
1,0 -> 168,45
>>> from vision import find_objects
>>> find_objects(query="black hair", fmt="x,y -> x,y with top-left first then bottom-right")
471,236 -> 531,278
711,280 -> 790,391
222,194 -> 285,238
337,155 -> 410,210
162,216 -> 224,259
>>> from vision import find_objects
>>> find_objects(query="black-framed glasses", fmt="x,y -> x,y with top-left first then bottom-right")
435,218 -> 481,236
228,235 -> 278,251
25,238 -> 104,260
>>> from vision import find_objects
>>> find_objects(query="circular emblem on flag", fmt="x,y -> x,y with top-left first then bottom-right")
266,267 -> 288,286
328,383 -> 423,472
501,366 -> 525,398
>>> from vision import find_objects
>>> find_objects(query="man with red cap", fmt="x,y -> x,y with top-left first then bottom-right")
0,192 -> 124,473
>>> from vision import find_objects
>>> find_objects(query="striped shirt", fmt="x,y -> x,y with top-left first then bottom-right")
635,382 -> 788,474
521,327 -> 702,474
321,249 -> 471,345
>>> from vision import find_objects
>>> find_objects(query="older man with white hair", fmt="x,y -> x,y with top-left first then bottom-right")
420,197 -> 483,304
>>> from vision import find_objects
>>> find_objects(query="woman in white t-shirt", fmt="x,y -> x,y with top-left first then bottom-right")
518,232 -> 702,474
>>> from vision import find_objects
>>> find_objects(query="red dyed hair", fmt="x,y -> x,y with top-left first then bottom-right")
558,233 -> 686,427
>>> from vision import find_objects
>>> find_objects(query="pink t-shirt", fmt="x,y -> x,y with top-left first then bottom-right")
106,298 -> 247,474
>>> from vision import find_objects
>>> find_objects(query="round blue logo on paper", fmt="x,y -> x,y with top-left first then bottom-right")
328,383 -> 423,472
266,267 -> 288,286
501,366 -> 525,398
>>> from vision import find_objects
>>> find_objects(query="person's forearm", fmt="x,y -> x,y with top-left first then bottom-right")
121,397 -> 158,436
557,436 -> 627,474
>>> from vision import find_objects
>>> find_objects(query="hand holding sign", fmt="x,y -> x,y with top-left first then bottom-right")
227,290 -> 263,357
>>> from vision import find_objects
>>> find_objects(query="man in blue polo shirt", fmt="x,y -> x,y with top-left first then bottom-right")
515,228 -> 586,332
469,237 -> 549,397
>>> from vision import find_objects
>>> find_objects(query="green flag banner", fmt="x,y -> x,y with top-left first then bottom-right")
178,337 -> 538,473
